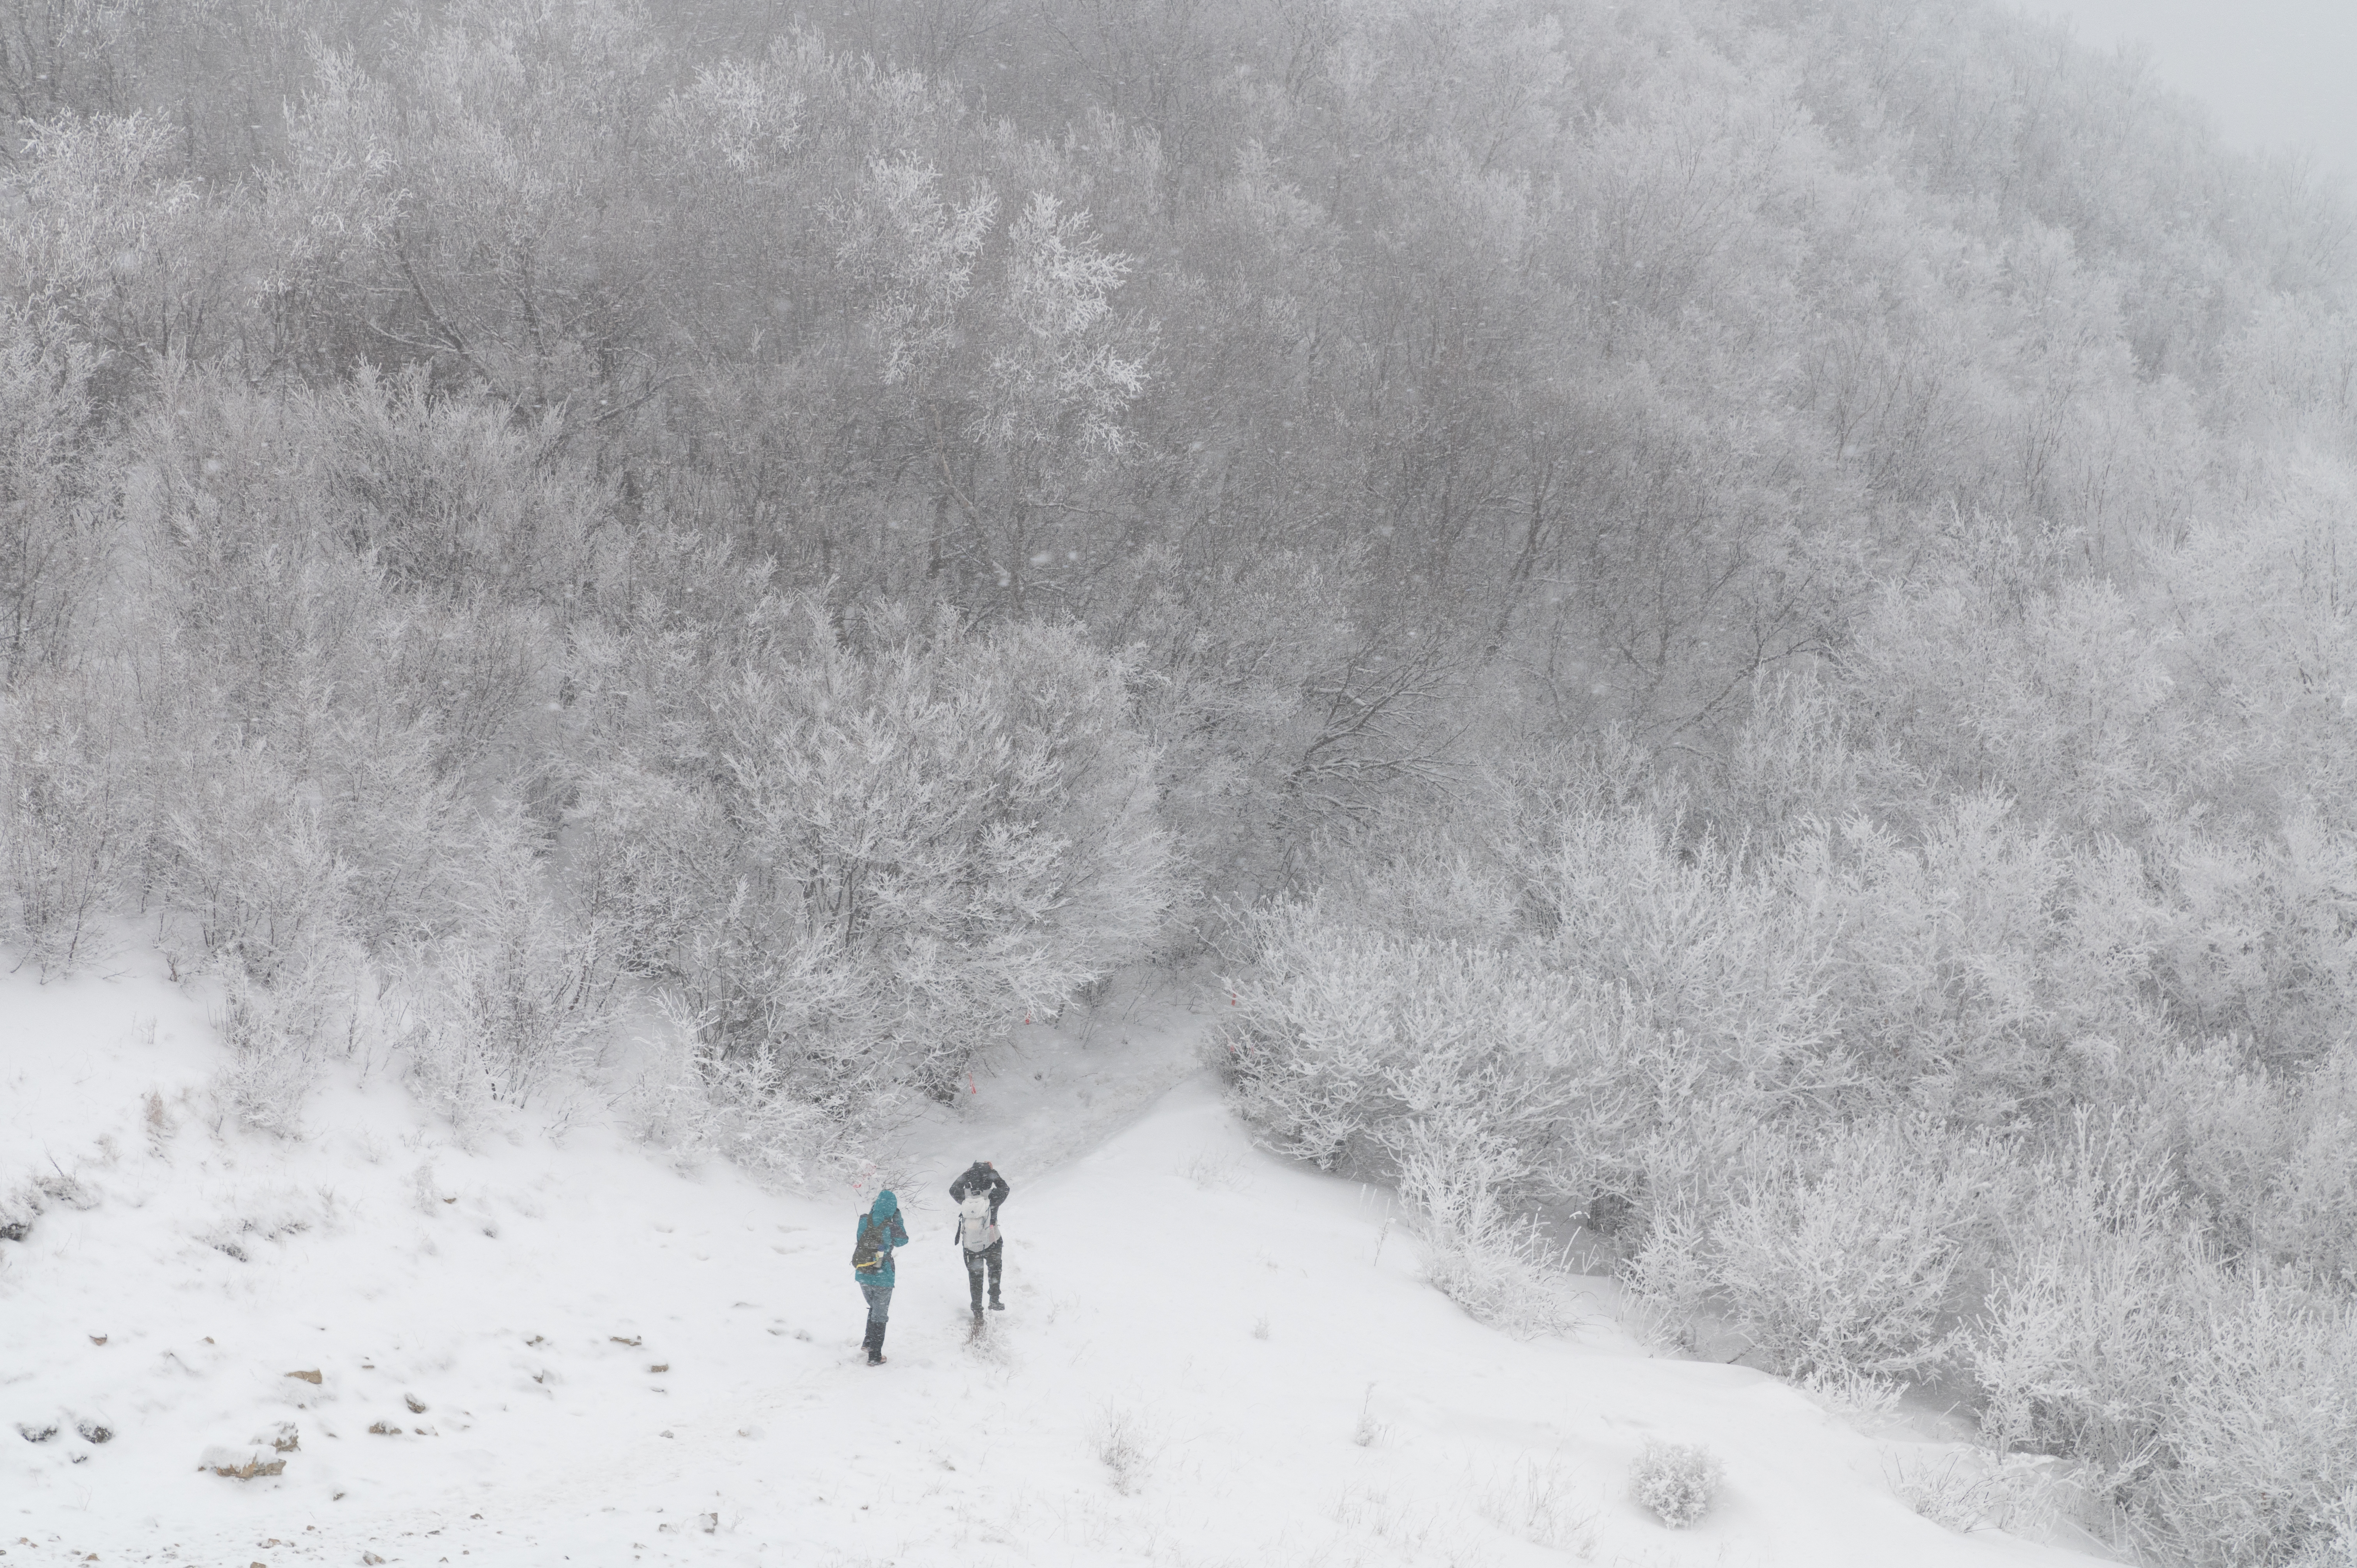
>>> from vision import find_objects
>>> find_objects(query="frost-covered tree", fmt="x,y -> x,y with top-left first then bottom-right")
573,599 -> 1179,1115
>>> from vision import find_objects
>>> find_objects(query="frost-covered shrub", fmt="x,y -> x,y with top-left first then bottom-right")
1216,904 -> 1594,1323
1629,1440 -> 1722,1529
1398,1105 -> 1578,1336
2261,1057 -> 2357,1288
577,599 -> 1179,1114
208,945 -> 403,1137
1811,793 -> 2163,1124
1221,906 -> 1602,1178
399,825 -> 613,1126
1974,1115 -> 2203,1477
2285,1490 -> 2357,1568
211,967 -> 327,1138
1686,672 -> 1911,855
1984,1232 -> 2357,1565
1520,810 -> 1833,1071
317,365 -> 603,605
1707,1118 -> 2006,1380
1223,805 -> 1829,1197
0,303 -> 108,687
0,673 -> 139,974
1885,1450 -> 2064,1536
2154,807 -> 2357,1073
1965,1109 -> 2357,1564
627,1002 -> 878,1190
1839,535 -> 2185,838
2127,1037 -> 2357,1289
1480,1455 -> 1597,1554
1094,1406 -> 1154,1495
162,740 -> 355,981
1622,1112 -> 2007,1381
1222,803 -> 1839,1330
2134,1277 -> 2357,1568
567,764 -> 735,982
1796,1365 -> 1905,1422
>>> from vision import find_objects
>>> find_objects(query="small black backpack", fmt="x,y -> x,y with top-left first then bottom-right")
852,1215 -> 885,1274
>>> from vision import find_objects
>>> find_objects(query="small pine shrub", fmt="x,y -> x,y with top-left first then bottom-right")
1629,1439 -> 1722,1529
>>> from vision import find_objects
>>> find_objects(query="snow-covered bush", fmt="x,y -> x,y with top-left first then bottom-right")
1968,1111 -> 2357,1562
626,1001 -> 876,1190
1705,1117 -> 2006,1381
1885,1450 -> 2063,1535
1220,802 -> 1833,1331
1620,1111 -> 2007,1382
1519,810 -> 1833,1077
2127,1036 -> 2357,1289
1796,1365 -> 1905,1423
1628,1439 -> 1722,1529
2134,1277 -> 2357,1568
1221,906 -> 1597,1177
1973,1115 -> 2200,1476
580,599 -> 1180,1114
211,966 -> 329,1138
567,763 -> 735,982
314,364 -> 603,606
1810,792 -> 2164,1125
398,821 -> 614,1127
1839,531 -> 2186,840
161,738 -> 358,983
1217,900 -> 1636,1328
1219,805 -> 1824,1201
208,944 -> 407,1136
1394,1104 -> 1579,1337
2286,1490 -> 2357,1568
2153,806 -> 2357,1075
0,671 -> 139,974
0,302 -> 108,687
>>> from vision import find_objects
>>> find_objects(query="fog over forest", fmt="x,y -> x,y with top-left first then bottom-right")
3,1 -> 2356,1563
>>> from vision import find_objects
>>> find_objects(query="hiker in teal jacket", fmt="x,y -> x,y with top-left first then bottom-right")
852,1190 -> 909,1366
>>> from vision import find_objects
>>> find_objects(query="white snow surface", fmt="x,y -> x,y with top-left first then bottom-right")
0,954 -> 2121,1568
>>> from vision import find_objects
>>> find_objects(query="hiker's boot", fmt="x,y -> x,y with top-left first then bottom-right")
988,1294 -> 1004,1310
872,1320 -> 889,1365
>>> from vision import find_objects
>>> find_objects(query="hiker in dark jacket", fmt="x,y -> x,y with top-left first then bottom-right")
852,1189 -> 910,1365
949,1161 -> 1010,1319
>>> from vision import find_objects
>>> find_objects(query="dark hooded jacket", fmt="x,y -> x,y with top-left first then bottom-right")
949,1162 -> 1010,1221
853,1190 -> 910,1288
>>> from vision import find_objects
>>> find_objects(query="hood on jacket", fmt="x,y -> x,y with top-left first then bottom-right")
868,1190 -> 900,1224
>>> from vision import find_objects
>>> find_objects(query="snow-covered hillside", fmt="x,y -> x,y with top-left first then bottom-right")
4,955 -> 2117,1567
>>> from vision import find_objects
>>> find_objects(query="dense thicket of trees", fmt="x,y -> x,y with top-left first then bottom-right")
4,2 -> 2355,1559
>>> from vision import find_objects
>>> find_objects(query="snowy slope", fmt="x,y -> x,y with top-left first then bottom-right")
2,955 -> 2117,1568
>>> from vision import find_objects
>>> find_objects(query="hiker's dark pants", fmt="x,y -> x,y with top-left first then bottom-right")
860,1283 -> 893,1323
963,1241 -> 1003,1307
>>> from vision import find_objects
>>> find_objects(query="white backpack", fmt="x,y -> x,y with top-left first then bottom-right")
957,1191 -> 999,1252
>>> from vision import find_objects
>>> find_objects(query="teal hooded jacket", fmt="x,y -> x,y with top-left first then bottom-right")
853,1190 -> 910,1288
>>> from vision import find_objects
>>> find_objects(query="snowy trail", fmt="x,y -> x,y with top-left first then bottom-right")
3,957 -> 2116,1567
